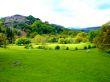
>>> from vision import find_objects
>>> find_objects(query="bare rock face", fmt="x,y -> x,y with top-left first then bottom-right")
2,14 -> 30,26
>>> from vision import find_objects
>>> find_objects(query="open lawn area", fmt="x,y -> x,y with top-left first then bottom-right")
0,48 -> 110,82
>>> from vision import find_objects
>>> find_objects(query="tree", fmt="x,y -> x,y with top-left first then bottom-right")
88,30 -> 100,43
94,21 -> 110,51
32,35 -> 47,44
74,36 -> 83,43
74,32 -> 87,43
31,20 -> 42,33
0,33 -> 7,48
26,15 -> 38,24
5,27 -> 15,44
88,30 -> 96,42
58,38 -> 66,44
48,36 -> 58,43
58,37 -> 73,44
15,38 -> 31,46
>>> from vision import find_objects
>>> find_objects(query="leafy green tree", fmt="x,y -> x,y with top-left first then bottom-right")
88,30 -> 100,43
48,37 -> 58,43
5,27 -> 15,44
88,30 -> 96,42
58,37 -> 73,44
32,35 -> 47,44
74,36 -> 82,43
65,38 -> 73,44
26,15 -> 38,24
94,22 -> 110,51
0,33 -> 7,48
15,38 -> 31,46
31,20 -> 43,33
58,38 -> 66,44
74,32 -> 87,43
0,20 -> 7,33
77,32 -> 87,37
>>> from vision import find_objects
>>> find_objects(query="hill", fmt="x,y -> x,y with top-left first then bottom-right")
80,26 -> 101,32
70,26 -> 101,32
0,14 -> 75,36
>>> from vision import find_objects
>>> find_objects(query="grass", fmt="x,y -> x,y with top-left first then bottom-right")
48,43 -> 90,49
34,42 -> 93,50
0,48 -> 110,82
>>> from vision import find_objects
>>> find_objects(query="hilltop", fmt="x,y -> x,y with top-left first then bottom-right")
0,14 -> 76,36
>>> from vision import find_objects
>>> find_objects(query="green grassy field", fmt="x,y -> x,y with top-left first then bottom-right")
0,48 -> 110,82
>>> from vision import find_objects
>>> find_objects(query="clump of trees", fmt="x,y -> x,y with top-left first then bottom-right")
15,37 -> 31,46
74,32 -> 87,43
58,38 -> 73,44
88,30 -> 97,43
31,35 -> 47,44
94,22 -> 110,52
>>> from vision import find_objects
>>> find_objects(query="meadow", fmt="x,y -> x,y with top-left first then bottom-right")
0,45 -> 110,82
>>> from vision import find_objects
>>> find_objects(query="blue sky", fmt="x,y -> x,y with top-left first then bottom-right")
0,0 -> 110,28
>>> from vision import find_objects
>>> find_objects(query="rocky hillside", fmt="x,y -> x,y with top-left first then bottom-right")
2,15 -> 36,26
0,14 -> 74,36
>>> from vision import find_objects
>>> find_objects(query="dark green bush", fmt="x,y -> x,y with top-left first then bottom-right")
24,44 -> 33,49
88,45 -> 91,49
75,47 -> 78,50
107,50 -> 110,53
37,45 -> 45,49
83,46 -> 87,50
58,38 -> 73,44
16,38 -> 31,46
65,47 -> 69,50
55,45 -> 60,50
49,47 -> 52,50
92,45 -> 96,48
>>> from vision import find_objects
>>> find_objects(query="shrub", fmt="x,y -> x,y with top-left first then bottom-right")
32,35 -> 47,44
48,37 -> 58,43
92,45 -> 96,48
75,47 -> 78,50
74,32 -> 87,43
65,38 -> 73,44
58,38 -> 73,44
65,47 -> 69,50
74,36 -> 82,43
16,38 -> 31,46
58,38 -> 66,44
24,44 -> 33,49
37,45 -> 45,49
106,50 -> 110,53
49,47 -> 52,50
55,45 -> 60,50
83,46 -> 87,50
88,45 -> 91,49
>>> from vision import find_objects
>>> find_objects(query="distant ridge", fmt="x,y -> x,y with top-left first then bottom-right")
70,26 -> 101,32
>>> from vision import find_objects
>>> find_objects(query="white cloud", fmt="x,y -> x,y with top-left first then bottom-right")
0,0 -> 110,28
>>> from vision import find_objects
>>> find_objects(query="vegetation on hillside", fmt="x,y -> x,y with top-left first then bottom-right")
0,15 -> 110,52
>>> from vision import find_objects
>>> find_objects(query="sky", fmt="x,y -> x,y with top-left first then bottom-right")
0,0 -> 110,28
